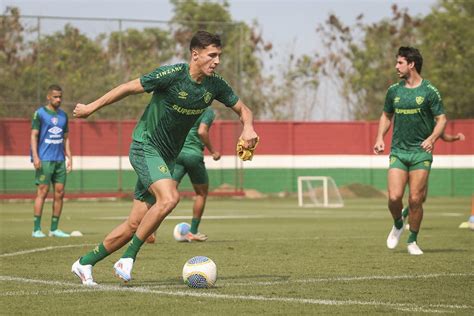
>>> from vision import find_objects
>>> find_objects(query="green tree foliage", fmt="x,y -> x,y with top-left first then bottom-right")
170,0 -> 273,119
418,0 -> 474,118
305,0 -> 473,120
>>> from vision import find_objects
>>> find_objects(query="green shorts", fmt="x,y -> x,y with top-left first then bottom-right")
129,141 -> 175,205
389,151 -> 433,172
35,161 -> 66,185
172,152 -> 208,185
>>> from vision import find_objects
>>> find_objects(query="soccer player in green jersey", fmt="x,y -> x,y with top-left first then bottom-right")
71,31 -> 258,285
373,47 -> 447,255
174,107 -> 221,242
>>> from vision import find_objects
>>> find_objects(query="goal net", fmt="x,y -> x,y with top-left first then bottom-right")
297,176 -> 344,208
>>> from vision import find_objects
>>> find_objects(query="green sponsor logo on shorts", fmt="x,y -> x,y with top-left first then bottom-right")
390,157 -> 397,165
159,165 -> 169,173
39,175 -> 46,181
423,161 -> 431,167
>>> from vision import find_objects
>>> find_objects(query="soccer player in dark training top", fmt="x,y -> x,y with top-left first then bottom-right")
71,31 -> 258,285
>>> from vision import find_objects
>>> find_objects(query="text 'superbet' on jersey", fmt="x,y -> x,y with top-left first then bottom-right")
133,63 -> 239,161
31,106 -> 69,161
384,79 -> 445,153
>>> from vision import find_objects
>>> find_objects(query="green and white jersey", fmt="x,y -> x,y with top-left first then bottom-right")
180,107 -> 216,157
133,63 -> 239,161
383,79 -> 445,153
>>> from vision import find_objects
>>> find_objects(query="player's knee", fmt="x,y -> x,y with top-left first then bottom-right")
408,195 -> 423,208
54,188 -> 65,199
157,193 -> 180,213
37,187 -> 49,198
388,193 -> 402,204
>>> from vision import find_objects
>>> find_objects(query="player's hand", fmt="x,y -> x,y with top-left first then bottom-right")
456,133 -> 465,141
239,128 -> 258,149
373,140 -> 385,155
212,151 -> 221,161
73,103 -> 93,118
421,138 -> 434,153
33,157 -> 41,170
66,160 -> 72,173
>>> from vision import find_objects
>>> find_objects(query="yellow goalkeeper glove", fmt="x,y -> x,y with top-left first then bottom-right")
236,137 -> 259,161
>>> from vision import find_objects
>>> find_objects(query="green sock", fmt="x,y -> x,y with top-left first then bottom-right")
51,216 -> 59,231
33,215 -> 41,232
407,230 -> 418,243
80,243 -> 110,266
190,218 -> 201,234
394,216 -> 403,230
402,207 -> 409,219
122,234 -> 144,260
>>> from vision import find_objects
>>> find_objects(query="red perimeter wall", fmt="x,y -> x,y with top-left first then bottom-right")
1,119 -> 473,156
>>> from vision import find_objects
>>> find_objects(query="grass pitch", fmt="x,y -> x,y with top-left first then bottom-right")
1,196 -> 473,315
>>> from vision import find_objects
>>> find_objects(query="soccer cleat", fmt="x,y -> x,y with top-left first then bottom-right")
71,259 -> 98,286
32,230 -> 46,238
407,242 -> 424,255
185,232 -> 208,242
114,258 -> 134,282
145,233 -> 156,244
49,229 -> 70,237
386,224 -> 404,249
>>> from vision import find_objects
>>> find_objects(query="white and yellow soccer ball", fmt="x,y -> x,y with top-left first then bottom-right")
173,222 -> 190,242
182,256 -> 217,288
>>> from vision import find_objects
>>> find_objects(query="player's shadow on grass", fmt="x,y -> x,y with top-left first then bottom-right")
423,248 -> 469,253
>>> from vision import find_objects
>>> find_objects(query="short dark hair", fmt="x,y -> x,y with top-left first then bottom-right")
47,84 -> 62,93
397,47 -> 423,74
189,31 -> 221,51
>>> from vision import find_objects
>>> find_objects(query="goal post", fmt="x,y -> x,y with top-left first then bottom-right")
297,176 -> 344,208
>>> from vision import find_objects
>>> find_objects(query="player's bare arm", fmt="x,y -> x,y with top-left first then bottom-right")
198,123 -> 221,161
373,111 -> 393,154
64,132 -> 72,173
73,79 -> 145,118
421,114 -> 447,153
231,100 -> 258,148
441,132 -> 465,142
30,129 -> 41,169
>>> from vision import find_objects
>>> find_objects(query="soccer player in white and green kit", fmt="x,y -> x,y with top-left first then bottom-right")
373,47 -> 447,255
71,31 -> 258,285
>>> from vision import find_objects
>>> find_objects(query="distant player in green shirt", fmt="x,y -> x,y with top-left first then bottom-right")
71,31 -> 258,285
174,107 -> 220,242
373,47 -> 447,255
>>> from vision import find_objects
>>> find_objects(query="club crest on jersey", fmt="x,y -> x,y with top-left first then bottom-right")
416,96 -> 424,105
159,165 -> 169,173
178,91 -> 188,99
51,117 -> 59,125
203,92 -> 212,104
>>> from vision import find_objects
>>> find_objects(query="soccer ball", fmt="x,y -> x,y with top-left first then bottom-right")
182,256 -> 217,288
173,222 -> 190,242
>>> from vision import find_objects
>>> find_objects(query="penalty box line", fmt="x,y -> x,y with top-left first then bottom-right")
0,275 -> 471,313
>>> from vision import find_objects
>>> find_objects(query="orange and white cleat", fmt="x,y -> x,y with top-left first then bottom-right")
145,233 -> 156,244
185,232 -> 208,242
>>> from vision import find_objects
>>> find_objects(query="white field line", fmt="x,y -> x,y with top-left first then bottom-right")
143,273 -> 474,290
0,244 -> 95,258
0,275 -> 470,313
